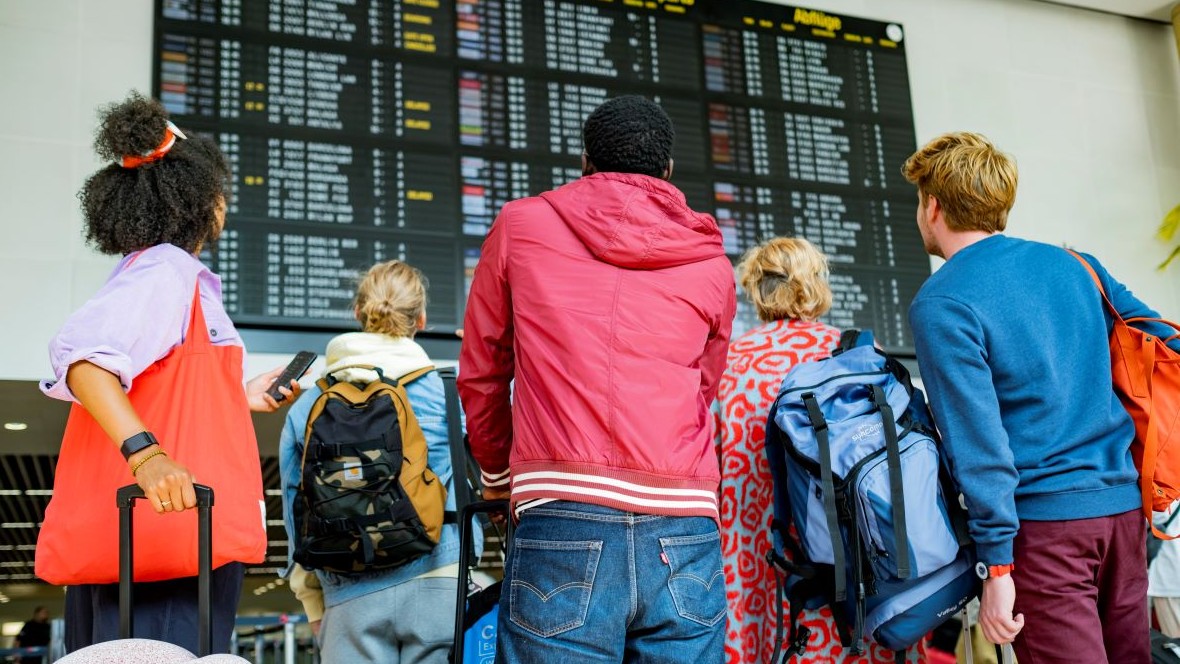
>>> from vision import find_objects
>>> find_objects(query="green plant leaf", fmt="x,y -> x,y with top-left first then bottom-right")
1160,203 -> 1180,242
1159,244 -> 1180,271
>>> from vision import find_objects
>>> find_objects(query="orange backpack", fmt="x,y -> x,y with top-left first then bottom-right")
1072,251 -> 1180,537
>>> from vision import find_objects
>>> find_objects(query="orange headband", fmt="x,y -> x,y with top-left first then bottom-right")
120,121 -> 188,169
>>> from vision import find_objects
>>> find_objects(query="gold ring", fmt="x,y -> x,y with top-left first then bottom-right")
160,500 -> 172,507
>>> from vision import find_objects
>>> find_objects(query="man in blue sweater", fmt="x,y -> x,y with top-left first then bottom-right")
904,132 -> 1179,663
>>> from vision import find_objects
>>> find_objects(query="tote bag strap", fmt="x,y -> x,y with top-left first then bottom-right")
1067,250 -> 1151,396
1068,250 -> 1175,539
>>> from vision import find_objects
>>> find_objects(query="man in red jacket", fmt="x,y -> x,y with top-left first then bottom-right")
459,95 -> 736,662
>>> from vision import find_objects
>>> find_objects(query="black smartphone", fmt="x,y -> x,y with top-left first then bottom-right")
266,351 -> 317,402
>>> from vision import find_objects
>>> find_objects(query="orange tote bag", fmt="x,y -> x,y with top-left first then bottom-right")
1072,251 -> 1180,537
36,288 -> 266,584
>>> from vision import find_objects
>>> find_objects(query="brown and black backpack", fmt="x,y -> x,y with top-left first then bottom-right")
292,365 -> 451,574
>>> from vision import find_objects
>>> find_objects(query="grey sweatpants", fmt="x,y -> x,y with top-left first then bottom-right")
320,576 -> 458,664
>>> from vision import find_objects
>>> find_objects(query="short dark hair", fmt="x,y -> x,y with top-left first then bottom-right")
582,96 -> 674,177
78,91 -> 230,255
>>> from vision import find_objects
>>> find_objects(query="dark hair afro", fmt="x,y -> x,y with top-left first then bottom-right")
582,95 -> 675,178
78,91 -> 230,255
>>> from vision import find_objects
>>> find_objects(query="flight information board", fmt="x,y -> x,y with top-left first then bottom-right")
155,0 -> 927,351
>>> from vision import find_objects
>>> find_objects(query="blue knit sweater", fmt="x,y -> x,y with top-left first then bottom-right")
909,235 -> 1179,565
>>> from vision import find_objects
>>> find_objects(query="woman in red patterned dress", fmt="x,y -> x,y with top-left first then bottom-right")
717,238 -> 921,663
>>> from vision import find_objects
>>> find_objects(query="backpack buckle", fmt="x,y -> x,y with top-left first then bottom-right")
801,393 -> 827,432
766,550 -> 793,575
314,517 -> 352,536
766,550 -> 817,581
312,442 -> 340,461
788,625 -> 812,657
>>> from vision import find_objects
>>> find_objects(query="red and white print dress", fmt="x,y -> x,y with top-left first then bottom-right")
717,318 -> 925,663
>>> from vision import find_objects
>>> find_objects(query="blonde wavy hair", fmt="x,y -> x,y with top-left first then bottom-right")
738,238 -> 832,322
354,260 -> 427,338
901,131 -> 1018,233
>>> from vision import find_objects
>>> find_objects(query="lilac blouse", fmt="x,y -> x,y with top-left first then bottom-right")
41,244 -> 242,402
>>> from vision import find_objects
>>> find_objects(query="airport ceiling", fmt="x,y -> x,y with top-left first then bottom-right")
1046,0 -> 1173,22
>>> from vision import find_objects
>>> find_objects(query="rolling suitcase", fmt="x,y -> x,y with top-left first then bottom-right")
116,483 -> 215,656
451,499 -> 510,664
959,607 -> 1016,664
437,366 -> 512,664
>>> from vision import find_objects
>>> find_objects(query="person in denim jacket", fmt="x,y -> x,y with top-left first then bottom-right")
280,260 -> 474,663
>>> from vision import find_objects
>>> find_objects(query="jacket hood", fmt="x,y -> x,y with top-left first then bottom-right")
322,332 -> 432,384
540,172 -> 725,270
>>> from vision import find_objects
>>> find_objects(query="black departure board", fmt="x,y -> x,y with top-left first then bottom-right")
155,0 -> 927,352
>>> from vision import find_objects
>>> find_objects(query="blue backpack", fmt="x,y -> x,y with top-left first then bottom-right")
765,330 -> 978,661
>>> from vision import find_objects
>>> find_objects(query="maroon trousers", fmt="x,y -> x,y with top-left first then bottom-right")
1011,509 -> 1150,663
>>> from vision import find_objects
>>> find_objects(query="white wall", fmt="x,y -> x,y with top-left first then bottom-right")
1,0 -> 1177,381
0,0 -> 154,380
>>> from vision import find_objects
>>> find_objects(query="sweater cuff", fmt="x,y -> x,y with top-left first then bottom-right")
481,467 -> 511,488
288,565 -> 325,622
975,539 -> 1014,566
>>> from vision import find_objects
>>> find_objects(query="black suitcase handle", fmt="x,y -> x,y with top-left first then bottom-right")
116,483 -> 214,655
452,499 -> 510,663
436,367 -> 483,511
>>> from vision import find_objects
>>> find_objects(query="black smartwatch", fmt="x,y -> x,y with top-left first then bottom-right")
975,561 -> 1014,580
120,431 -> 159,461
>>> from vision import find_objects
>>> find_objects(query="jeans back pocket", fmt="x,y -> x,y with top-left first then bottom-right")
659,531 -> 726,627
508,538 -> 603,638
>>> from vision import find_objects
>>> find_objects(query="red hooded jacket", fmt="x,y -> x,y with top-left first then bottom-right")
458,172 -> 736,519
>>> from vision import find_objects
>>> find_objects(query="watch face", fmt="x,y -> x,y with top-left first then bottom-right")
975,561 -> 988,580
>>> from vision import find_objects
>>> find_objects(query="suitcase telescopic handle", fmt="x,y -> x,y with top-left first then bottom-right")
116,484 -> 215,655
452,499 -> 510,663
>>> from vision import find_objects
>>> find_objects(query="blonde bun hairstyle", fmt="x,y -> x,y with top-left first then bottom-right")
354,260 -> 427,337
737,237 -> 832,322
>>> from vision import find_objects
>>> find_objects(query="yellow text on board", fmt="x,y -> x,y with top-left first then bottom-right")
793,8 -> 841,33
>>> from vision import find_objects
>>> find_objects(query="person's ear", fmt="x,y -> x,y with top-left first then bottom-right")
582,153 -> 596,176
926,195 -> 943,226
416,312 -> 427,331
663,158 -> 674,181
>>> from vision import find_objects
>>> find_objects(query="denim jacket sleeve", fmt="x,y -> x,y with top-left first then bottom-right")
407,373 -> 482,560
279,385 -> 321,577
406,373 -> 458,512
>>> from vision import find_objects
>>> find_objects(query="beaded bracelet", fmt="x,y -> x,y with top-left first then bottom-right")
130,449 -> 167,476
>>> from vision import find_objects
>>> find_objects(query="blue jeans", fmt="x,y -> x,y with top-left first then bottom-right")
496,501 -> 725,663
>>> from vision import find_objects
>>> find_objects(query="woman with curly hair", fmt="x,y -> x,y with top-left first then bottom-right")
36,92 -> 300,654
717,238 -> 922,663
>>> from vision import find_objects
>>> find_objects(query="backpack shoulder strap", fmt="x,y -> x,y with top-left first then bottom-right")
802,392 -> 846,603
869,384 -> 911,580
387,363 -> 460,526
314,376 -> 332,393
834,329 -> 875,355
836,329 -> 861,354
396,365 -> 436,386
